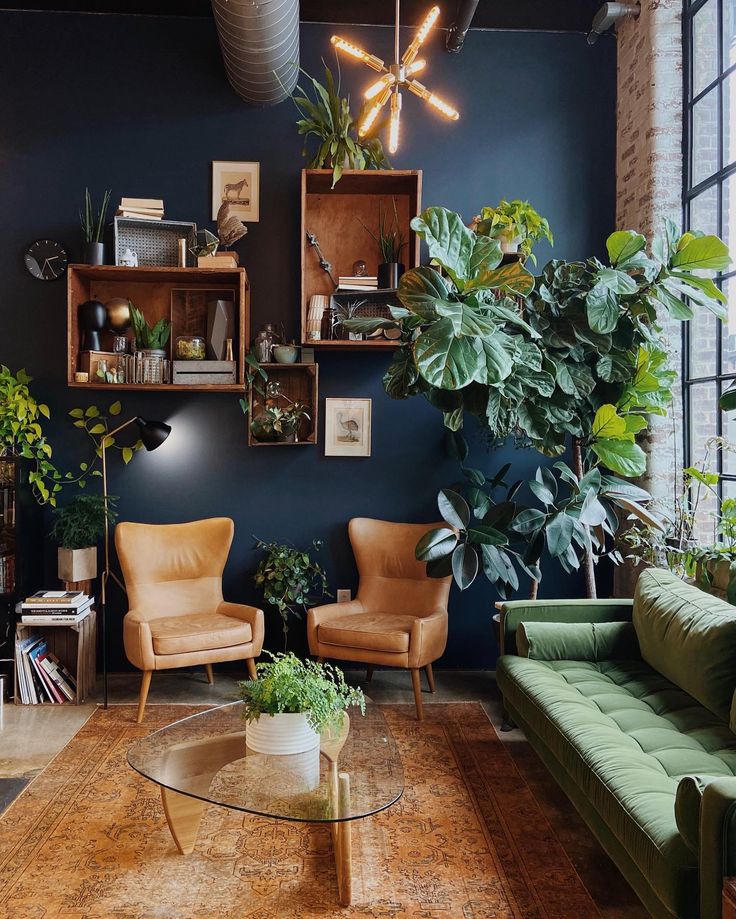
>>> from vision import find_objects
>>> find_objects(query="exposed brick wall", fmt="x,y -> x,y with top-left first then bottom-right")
615,0 -> 683,594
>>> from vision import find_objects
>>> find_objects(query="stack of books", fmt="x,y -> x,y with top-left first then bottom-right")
116,197 -> 164,220
15,633 -> 77,703
21,590 -> 92,625
0,553 -> 15,594
337,275 -> 378,292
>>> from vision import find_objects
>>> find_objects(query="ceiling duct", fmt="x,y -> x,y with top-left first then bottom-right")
211,0 -> 300,105
446,0 -> 479,53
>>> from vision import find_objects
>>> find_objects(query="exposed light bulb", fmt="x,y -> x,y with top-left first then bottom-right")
405,59 -> 426,77
330,35 -> 384,71
359,85 -> 392,136
402,5 -> 440,65
389,92 -> 402,154
407,79 -> 460,120
364,73 -> 396,100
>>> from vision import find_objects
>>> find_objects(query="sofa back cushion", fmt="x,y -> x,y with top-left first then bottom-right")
634,568 -> 736,721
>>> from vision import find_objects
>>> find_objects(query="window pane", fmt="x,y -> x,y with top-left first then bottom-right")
722,401 -> 736,473
725,0 -> 736,70
693,0 -> 719,97
689,382 -> 719,542
690,184 -> 719,235
692,89 -> 720,186
689,313 -> 718,378
725,71 -> 736,169
723,175 -> 736,261
721,276 -> 736,374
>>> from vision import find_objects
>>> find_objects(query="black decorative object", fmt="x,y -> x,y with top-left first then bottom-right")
79,300 -> 107,351
83,241 -> 105,266
378,262 -> 404,290
24,239 -> 68,280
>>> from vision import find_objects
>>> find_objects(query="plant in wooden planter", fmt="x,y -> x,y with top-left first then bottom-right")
129,304 -> 171,356
50,494 -> 117,583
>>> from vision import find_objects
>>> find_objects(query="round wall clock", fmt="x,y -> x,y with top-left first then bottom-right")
24,239 -> 68,281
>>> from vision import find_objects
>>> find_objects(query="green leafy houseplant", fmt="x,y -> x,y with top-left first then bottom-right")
80,187 -> 111,244
129,304 -> 171,352
250,403 -> 311,443
51,494 -> 118,583
0,366 -> 60,505
359,198 -> 407,264
291,63 -> 390,187
254,538 -> 330,646
238,652 -> 365,733
472,199 -> 553,264
67,399 -> 143,482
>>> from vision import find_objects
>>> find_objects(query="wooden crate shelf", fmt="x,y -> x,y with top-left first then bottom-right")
300,169 -> 422,349
248,363 -> 318,447
67,264 -> 249,391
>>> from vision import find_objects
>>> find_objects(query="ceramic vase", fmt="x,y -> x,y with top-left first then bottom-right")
57,546 -> 97,583
245,712 -> 319,755
377,262 -> 404,289
83,241 -> 105,266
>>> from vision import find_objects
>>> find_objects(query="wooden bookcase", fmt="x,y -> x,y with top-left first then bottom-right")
248,363 -> 318,447
67,264 -> 249,392
300,169 -> 422,350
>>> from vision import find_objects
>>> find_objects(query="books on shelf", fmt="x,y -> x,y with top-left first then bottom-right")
116,197 -> 164,220
337,276 -> 378,292
15,633 -> 77,704
24,590 -> 86,606
20,592 -> 92,624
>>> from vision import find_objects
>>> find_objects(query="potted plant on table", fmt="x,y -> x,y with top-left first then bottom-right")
50,494 -> 118,585
238,652 -> 365,756
471,198 -> 553,263
80,187 -> 111,266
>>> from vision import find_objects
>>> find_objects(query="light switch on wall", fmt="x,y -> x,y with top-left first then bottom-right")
336,589 -> 351,603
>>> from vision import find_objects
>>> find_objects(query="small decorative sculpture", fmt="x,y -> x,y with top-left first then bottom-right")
190,229 -> 219,259
105,297 -> 131,333
217,201 -> 248,249
79,300 -> 107,351
306,230 -> 337,289
119,247 -> 138,267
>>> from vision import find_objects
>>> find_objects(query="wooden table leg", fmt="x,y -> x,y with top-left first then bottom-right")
332,771 -> 353,906
161,786 -> 207,855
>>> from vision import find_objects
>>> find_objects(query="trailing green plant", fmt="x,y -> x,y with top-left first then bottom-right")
0,366 -> 60,505
50,494 -> 118,549
253,538 -> 330,646
66,399 -> 144,487
359,198 -> 407,264
291,63 -> 390,187
129,303 -> 171,351
239,349 -> 269,418
250,403 -> 311,442
80,187 -> 111,244
237,651 -> 365,733
471,198 -> 553,264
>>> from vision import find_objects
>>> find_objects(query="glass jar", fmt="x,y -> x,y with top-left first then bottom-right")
175,336 -> 206,360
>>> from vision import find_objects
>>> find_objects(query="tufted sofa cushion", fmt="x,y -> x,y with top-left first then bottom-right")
497,654 -> 736,918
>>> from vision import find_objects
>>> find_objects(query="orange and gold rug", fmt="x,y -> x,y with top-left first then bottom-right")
0,703 -> 599,918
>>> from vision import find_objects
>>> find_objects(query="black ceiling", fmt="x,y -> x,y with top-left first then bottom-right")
0,1 -> 603,33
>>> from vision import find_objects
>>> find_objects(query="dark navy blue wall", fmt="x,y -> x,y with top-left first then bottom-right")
0,11 -> 616,668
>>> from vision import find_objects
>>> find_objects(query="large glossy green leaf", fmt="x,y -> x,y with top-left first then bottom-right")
586,282 -> 619,333
398,267 -> 452,319
467,524 -> 508,545
469,234 -> 502,276
415,526 -> 458,562
435,299 -> 498,337
477,335 -> 514,384
517,402 -> 550,441
596,267 -> 638,295
452,543 -> 479,590
414,319 -> 480,390
579,488 -> 607,526
465,259 -> 535,296
411,207 -> 475,281
607,230 -> 646,266
662,275 -> 728,321
438,488 -> 470,529
671,234 -> 731,271
383,350 -> 419,399
513,508 -> 547,534
592,404 -> 627,439
591,438 -> 647,477
546,512 -> 575,558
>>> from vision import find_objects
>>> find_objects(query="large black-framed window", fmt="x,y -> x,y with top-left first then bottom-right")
683,0 -> 736,539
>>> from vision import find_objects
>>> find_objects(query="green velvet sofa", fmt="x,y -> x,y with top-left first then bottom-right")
496,568 -> 736,919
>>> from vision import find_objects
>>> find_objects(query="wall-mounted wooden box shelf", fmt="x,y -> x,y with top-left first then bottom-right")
67,264 -> 249,392
300,169 -> 422,350
248,363 -> 318,447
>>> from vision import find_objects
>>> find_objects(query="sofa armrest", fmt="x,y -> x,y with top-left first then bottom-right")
516,620 -> 640,662
409,609 -> 448,668
307,600 -> 365,655
700,778 -> 736,919
498,598 -> 634,655
217,601 -> 265,654
123,610 -> 155,671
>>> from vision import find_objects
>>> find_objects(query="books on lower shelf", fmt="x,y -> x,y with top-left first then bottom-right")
20,592 -> 93,625
116,196 -> 164,220
337,276 -> 378,292
15,633 -> 77,704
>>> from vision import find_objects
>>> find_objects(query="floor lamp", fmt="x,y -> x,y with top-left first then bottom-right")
101,416 -> 171,708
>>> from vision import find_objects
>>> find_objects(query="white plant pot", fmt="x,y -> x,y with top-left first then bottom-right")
57,546 -> 97,583
499,234 -> 522,255
245,712 -> 319,755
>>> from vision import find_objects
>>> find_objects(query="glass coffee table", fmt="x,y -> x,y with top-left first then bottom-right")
127,701 -> 404,906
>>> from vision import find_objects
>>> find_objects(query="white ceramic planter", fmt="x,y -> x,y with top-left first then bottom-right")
499,234 -> 522,255
245,712 -> 319,755
57,546 -> 97,582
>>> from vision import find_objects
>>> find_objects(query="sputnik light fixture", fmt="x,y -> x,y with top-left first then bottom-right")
330,1 -> 459,155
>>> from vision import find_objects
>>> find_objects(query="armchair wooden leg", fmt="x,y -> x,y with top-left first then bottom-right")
366,666 -> 374,682
137,671 -> 152,724
204,664 -> 214,685
425,663 -> 436,693
246,658 -> 257,680
410,668 -> 424,721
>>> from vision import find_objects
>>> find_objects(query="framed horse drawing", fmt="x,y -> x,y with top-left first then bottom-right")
212,161 -> 260,221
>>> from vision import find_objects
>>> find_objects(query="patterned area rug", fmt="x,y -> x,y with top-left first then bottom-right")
0,703 -> 599,918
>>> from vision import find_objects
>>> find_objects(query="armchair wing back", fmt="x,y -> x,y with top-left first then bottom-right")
116,517 -> 233,619
349,518 -> 451,615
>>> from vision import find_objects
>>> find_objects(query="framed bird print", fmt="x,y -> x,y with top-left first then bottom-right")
211,161 -> 260,221
324,398 -> 372,457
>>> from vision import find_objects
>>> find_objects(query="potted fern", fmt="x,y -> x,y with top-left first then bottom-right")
51,494 -> 117,583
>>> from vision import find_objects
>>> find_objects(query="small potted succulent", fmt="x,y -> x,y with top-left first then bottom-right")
471,198 -> 553,263
360,198 -> 407,289
50,494 -> 118,583
129,304 -> 171,358
238,651 -> 365,756
80,187 -> 111,266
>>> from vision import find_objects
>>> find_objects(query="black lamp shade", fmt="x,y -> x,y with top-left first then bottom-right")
135,417 -> 171,451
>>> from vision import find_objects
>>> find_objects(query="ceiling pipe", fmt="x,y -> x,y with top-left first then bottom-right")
445,0 -> 480,53
211,0 -> 299,105
587,1 -> 640,45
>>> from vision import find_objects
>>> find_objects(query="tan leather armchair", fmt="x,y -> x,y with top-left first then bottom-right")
307,518 -> 451,720
116,518 -> 264,723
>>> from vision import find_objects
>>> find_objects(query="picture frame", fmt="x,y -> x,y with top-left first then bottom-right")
211,161 -> 260,222
324,398 -> 372,457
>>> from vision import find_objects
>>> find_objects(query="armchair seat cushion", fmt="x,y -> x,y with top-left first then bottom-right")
318,612 -> 415,653
150,613 -> 252,655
